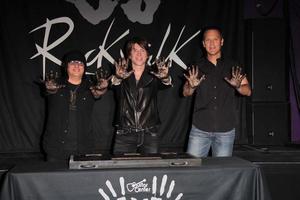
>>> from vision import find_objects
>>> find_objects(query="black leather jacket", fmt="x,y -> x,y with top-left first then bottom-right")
113,68 -> 171,130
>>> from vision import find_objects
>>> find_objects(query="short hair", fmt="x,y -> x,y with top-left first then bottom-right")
125,37 -> 150,58
201,25 -> 223,41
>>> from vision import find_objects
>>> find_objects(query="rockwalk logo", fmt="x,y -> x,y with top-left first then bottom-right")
98,174 -> 183,200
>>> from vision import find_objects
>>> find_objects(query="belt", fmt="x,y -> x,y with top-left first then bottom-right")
120,126 -> 157,133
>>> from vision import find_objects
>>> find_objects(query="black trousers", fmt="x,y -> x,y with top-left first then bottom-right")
113,127 -> 159,154
46,149 -> 77,163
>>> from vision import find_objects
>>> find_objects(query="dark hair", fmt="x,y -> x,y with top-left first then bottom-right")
201,25 -> 223,41
125,37 -> 150,58
61,50 -> 87,79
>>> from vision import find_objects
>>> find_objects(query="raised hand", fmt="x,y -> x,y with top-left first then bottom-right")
114,58 -> 133,79
184,65 -> 205,89
224,66 -> 246,89
90,68 -> 111,98
44,70 -> 64,94
150,57 -> 170,79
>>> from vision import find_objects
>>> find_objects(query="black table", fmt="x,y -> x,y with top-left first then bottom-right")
0,157 -> 270,200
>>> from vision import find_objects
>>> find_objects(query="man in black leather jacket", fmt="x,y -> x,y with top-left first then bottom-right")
111,37 -> 172,154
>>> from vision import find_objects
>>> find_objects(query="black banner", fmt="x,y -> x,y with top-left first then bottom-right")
0,0 -> 244,153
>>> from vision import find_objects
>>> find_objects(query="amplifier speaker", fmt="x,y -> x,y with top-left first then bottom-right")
247,102 -> 290,145
245,18 -> 288,102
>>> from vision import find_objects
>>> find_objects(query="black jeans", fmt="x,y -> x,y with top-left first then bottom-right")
46,150 -> 75,163
113,127 -> 159,154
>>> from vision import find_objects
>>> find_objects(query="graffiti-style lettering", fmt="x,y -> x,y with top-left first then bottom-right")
29,17 -> 74,79
29,17 -> 200,78
66,0 -> 160,25
121,0 -> 160,24
65,0 -> 118,25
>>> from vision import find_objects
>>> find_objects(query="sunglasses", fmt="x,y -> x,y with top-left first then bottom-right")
68,60 -> 84,66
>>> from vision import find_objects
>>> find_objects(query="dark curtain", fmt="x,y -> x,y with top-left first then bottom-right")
0,0 -> 244,153
288,0 -> 300,141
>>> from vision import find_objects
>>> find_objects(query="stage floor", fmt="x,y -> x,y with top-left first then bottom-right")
233,144 -> 300,163
1,144 -> 300,166
1,144 -> 300,168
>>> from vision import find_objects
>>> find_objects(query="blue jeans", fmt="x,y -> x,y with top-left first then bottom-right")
187,125 -> 235,157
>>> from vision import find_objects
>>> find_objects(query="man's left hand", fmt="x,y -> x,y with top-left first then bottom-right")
90,69 -> 111,98
224,66 -> 246,89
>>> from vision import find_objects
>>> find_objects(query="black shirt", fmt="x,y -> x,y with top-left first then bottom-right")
192,57 -> 238,132
64,82 -> 79,151
43,78 -> 96,159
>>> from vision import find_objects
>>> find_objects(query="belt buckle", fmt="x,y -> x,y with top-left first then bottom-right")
132,128 -> 141,132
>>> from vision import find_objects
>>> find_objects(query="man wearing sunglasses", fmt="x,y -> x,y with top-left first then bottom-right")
42,50 -> 109,162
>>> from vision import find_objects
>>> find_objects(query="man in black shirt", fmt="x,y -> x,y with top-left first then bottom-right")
43,50 -> 109,161
183,26 -> 251,157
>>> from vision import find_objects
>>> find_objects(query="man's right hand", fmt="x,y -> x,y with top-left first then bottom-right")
44,71 -> 64,94
183,65 -> 205,97
114,58 -> 134,79
184,65 -> 205,89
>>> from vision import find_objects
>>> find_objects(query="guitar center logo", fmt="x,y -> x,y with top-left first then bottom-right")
126,179 -> 151,193
98,174 -> 183,200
